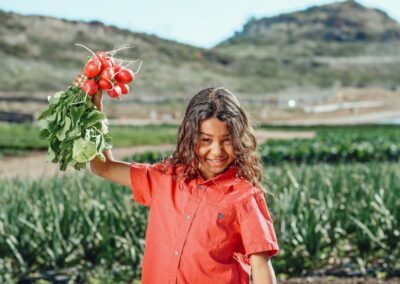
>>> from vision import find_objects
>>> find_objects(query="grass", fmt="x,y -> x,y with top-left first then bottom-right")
257,124 -> 400,164
265,162 -> 400,275
0,122 -> 178,157
108,124 -> 177,147
0,161 -> 399,281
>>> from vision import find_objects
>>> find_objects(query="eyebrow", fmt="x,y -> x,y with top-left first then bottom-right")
200,132 -> 230,137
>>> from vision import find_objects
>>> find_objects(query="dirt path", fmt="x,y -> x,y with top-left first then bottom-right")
0,144 -> 175,180
0,130 -> 315,179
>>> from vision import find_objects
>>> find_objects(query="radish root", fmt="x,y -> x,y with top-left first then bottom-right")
75,43 -> 96,57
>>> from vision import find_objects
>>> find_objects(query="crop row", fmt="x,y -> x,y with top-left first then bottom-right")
259,139 -> 400,164
0,162 -> 399,281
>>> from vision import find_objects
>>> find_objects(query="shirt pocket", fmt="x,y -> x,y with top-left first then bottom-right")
198,202 -> 237,248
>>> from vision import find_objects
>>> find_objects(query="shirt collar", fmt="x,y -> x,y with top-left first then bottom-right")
196,164 -> 240,193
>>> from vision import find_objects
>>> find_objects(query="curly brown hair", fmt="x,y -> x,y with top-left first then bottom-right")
161,87 -> 264,191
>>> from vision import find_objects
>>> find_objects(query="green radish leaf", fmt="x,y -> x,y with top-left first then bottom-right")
97,134 -> 104,151
70,106 -> 85,126
56,116 -> 72,141
104,133 -> 112,145
60,140 -> 73,151
48,91 -> 63,105
67,128 -> 81,140
60,159 -> 68,171
37,107 -> 53,121
38,84 -> 112,171
72,138 -> 97,163
47,146 -> 57,163
37,118 -> 50,130
97,152 -> 106,162
56,110 -> 62,124
73,162 -> 87,170
50,138 -> 61,154
86,111 -> 106,128
39,129 -> 50,139
46,113 -> 57,124
65,151 -> 74,166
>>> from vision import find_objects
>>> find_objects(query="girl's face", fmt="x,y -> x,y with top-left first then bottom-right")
195,117 -> 235,180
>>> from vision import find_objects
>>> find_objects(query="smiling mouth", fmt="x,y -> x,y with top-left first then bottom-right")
206,158 -> 227,164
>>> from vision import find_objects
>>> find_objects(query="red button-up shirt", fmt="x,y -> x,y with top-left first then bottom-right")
130,162 -> 279,284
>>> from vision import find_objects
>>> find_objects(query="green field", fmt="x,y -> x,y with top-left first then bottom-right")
0,122 -> 178,157
258,124 -> 400,164
1,123 -> 399,282
0,161 -> 399,282
1,123 -> 399,163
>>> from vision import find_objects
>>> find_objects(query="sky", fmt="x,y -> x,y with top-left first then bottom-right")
1,0 -> 400,48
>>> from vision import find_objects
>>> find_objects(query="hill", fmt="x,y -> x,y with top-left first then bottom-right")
214,0 -> 400,91
223,0 -> 400,45
1,0 -> 400,96
0,10 -> 234,96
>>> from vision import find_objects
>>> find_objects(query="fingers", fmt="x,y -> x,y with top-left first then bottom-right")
93,89 -> 103,101
92,89 -> 103,111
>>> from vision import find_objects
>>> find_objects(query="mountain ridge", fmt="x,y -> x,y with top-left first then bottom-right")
221,0 -> 400,46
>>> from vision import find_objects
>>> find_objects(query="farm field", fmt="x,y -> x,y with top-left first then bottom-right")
0,123 -> 399,283
0,161 -> 399,283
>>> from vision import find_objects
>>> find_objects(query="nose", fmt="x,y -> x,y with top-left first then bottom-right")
210,142 -> 224,157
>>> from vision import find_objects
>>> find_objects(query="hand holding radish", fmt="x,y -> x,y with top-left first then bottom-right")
38,44 -> 141,171
73,73 -> 103,111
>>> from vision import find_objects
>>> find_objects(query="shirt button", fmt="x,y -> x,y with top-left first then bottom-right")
185,215 -> 191,221
174,250 -> 179,256
197,185 -> 204,190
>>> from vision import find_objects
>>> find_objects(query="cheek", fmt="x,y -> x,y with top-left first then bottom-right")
225,145 -> 235,158
195,144 -> 207,159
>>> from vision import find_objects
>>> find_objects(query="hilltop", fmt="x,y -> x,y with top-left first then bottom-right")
222,0 -> 400,45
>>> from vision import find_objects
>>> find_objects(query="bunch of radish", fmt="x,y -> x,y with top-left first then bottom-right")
37,44 -> 141,171
79,44 -> 140,99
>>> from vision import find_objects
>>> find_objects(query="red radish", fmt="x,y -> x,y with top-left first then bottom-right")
98,78 -> 113,90
107,86 -> 122,98
100,67 -> 115,81
118,83 -> 129,95
115,68 -> 134,84
113,65 -> 122,73
95,51 -> 106,63
81,79 -> 98,96
101,57 -> 115,69
83,60 -> 101,78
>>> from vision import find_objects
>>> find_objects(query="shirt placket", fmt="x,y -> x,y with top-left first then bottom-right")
169,183 -> 207,284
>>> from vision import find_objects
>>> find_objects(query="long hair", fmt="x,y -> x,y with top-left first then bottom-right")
162,87 -> 264,190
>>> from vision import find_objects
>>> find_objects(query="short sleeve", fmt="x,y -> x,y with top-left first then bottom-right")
239,190 -> 279,259
130,162 -> 161,207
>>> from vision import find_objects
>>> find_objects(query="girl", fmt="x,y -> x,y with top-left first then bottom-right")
89,86 -> 279,284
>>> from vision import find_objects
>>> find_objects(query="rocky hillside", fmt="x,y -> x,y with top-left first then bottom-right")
0,10 -> 234,96
2,0 -> 400,95
214,0 -> 400,91
223,0 -> 400,45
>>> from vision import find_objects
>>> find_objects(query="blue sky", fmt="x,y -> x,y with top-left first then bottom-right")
1,0 -> 399,48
